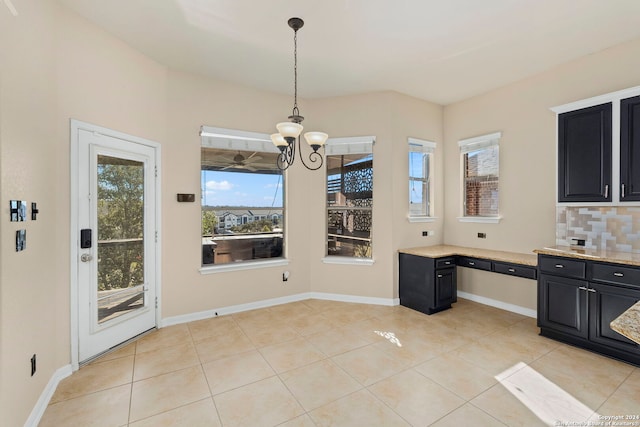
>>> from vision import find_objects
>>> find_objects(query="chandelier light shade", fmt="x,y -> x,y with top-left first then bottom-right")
304,131 -> 329,151
270,133 -> 288,148
272,17 -> 327,171
276,122 -> 303,139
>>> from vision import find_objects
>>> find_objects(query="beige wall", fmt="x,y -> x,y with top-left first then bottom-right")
442,37 -> 640,309
306,92 -> 443,299
1,2 -> 171,424
163,70 -> 314,317
389,92 -> 445,295
55,1 -> 169,367
1,2 -> 59,425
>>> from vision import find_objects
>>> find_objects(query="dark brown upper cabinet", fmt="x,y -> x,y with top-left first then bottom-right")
557,103 -> 612,203
620,95 -> 640,201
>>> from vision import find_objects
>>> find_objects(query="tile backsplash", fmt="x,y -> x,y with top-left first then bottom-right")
556,206 -> 640,253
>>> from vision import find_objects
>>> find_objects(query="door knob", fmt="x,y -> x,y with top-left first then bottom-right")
80,253 -> 93,262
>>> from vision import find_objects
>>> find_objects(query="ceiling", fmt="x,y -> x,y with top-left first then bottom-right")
56,0 -> 640,105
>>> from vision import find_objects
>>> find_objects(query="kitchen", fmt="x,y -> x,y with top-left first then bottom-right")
3,2 -> 640,426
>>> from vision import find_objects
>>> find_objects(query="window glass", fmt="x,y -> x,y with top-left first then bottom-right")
327,151 -> 373,258
201,128 -> 284,266
409,139 -> 435,217
459,133 -> 500,217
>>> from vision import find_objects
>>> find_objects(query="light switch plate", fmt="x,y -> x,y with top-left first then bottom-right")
10,200 -> 27,221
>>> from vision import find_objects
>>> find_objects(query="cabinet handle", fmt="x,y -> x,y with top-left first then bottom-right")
469,261 -> 475,266
437,274 -> 443,278
604,184 -> 609,199
578,286 -> 588,291
587,288 -> 596,293
622,183 -> 626,199
613,272 -> 624,277
508,268 -> 516,273
445,261 -> 451,265
555,264 -> 564,268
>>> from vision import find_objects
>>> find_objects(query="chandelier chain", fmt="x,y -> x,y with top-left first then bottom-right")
273,17 -> 325,171
293,28 -> 298,115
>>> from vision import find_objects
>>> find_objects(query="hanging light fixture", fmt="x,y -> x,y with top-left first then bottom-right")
271,17 -> 328,171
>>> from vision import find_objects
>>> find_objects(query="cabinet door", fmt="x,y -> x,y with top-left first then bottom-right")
558,103 -> 612,202
399,253 -> 434,314
538,273 -> 588,338
435,267 -> 456,309
589,283 -> 640,352
620,95 -> 640,201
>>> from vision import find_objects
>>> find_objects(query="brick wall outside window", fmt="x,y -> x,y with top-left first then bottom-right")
464,146 -> 499,217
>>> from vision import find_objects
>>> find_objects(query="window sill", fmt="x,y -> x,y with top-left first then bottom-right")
408,216 -> 437,223
322,256 -> 374,266
457,216 -> 502,224
199,258 -> 289,274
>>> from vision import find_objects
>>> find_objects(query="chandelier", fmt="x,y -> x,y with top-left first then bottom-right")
270,17 -> 328,171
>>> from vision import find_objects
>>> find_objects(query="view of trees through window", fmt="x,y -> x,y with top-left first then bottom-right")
96,155 -> 145,323
201,147 -> 284,266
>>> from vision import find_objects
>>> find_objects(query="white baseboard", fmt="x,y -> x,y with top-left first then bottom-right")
310,292 -> 399,307
24,364 -> 73,427
160,292 -> 312,327
161,292 -> 399,327
457,291 -> 537,318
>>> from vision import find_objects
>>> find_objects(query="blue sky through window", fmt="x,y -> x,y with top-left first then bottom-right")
201,170 -> 283,207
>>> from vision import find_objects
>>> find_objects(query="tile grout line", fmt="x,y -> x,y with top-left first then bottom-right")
43,300 -> 639,426
188,325 -> 225,427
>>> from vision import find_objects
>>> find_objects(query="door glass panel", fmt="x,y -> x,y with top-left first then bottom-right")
97,155 -> 145,324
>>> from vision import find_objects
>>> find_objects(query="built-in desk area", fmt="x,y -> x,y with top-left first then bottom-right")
398,245 -> 537,315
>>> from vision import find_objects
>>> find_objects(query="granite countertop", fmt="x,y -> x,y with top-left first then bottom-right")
610,301 -> 640,345
399,245 -> 538,266
534,245 -> 640,267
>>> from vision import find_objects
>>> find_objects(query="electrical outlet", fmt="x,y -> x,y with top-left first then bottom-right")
422,231 -> 428,236
477,232 -> 486,239
31,354 -> 36,376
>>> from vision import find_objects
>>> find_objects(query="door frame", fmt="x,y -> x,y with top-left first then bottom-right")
70,119 -> 162,370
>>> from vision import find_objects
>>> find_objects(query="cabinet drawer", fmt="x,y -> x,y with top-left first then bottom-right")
493,262 -> 537,279
436,257 -> 456,269
591,263 -> 640,289
457,256 -> 492,271
539,256 -> 586,279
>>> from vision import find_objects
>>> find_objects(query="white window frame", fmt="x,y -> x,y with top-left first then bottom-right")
408,138 -> 436,222
458,131 -> 502,224
323,136 -> 375,266
199,126 -> 289,273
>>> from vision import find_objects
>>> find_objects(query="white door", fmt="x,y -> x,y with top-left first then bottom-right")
76,127 -> 158,362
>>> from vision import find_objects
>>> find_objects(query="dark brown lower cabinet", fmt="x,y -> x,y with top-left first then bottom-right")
537,255 -> 640,366
399,253 -> 456,315
589,282 -> 640,353
538,273 -> 588,339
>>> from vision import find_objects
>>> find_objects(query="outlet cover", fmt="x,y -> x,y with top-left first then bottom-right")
16,229 -> 26,252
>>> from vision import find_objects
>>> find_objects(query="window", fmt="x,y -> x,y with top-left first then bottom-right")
200,126 -> 284,267
408,138 -> 435,219
459,132 -> 501,222
325,137 -> 375,260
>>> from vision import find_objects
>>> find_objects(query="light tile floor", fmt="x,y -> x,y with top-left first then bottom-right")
40,299 -> 640,426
